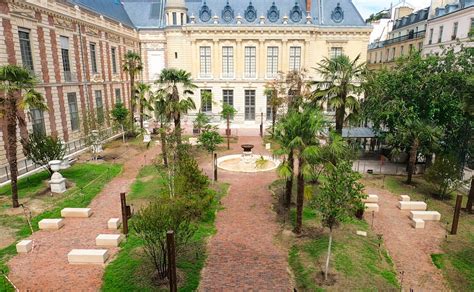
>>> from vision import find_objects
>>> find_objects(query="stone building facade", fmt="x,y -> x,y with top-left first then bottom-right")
0,0 -> 371,171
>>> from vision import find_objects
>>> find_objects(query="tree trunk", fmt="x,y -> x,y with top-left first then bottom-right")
272,105 -> 277,137
174,113 -> 181,145
160,127 -> 168,167
466,178 -> 474,213
6,98 -> 19,208
294,156 -> 304,234
140,102 -> 144,129
407,139 -> 419,184
335,104 -> 345,135
324,228 -> 333,281
285,150 -> 294,208
130,74 -> 135,125
121,124 -> 125,143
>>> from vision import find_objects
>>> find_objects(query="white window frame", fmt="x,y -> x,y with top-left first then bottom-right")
266,46 -> 279,78
199,46 -> 212,78
289,46 -> 301,71
222,46 -> 234,79
244,46 -> 256,79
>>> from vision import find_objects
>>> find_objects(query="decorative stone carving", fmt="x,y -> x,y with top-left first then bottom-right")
106,33 -> 120,42
199,1 -> 212,22
10,3 -> 36,20
283,15 -> 289,24
55,18 -> 74,30
331,3 -> 344,23
221,1 -> 234,23
244,2 -> 257,22
290,2 -> 302,23
48,160 -> 66,193
260,15 -> 265,24
213,15 -> 219,24
236,14 -> 242,24
267,2 -> 280,23
190,14 -> 196,24
85,26 -> 100,37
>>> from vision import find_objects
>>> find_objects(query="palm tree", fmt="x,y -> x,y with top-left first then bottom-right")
154,92 -> 169,167
264,81 -> 284,137
274,107 -> 325,234
122,51 -> 143,125
156,68 -> 196,144
310,54 -> 365,134
0,65 -> 48,208
135,82 -> 154,129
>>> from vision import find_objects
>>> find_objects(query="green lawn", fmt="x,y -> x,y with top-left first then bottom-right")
0,163 -> 122,291
379,175 -> 474,291
102,165 -> 229,291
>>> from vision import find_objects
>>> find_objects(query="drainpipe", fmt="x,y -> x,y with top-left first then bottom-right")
78,24 -> 91,111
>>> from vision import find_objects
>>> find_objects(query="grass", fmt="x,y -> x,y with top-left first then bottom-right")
371,175 -> 474,291
102,165 -> 229,291
0,163 -> 122,291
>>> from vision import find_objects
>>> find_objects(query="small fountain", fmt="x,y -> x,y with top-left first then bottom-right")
216,144 -> 280,173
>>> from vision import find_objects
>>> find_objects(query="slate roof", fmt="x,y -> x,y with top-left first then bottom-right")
67,0 -> 136,28
122,0 -> 166,29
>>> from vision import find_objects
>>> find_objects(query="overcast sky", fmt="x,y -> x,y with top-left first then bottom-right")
353,0 -> 432,19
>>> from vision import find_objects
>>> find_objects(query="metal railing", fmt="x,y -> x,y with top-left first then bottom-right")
383,30 -> 426,46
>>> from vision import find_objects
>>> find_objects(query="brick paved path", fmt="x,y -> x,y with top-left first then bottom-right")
365,186 -> 448,291
7,144 -> 160,290
199,136 -> 292,291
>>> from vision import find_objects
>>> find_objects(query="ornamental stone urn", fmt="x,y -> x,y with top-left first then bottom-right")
49,160 -> 66,193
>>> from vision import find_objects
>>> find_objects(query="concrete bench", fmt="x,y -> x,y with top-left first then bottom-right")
96,234 -> 124,247
400,195 -> 410,202
61,208 -> 93,218
107,218 -> 122,230
16,240 -> 33,253
410,211 -> 441,221
411,218 -> 425,229
398,201 -> 427,211
38,218 -> 65,230
365,203 -> 379,212
363,194 -> 379,203
67,249 -> 109,264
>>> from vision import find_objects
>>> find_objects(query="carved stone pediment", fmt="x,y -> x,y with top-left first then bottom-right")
85,26 -> 100,37
124,38 -> 134,46
55,17 -> 74,30
10,3 -> 36,20
91,73 -> 104,83
107,33 -> 120,42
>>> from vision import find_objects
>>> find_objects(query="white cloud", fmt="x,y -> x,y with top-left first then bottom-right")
353,0 -> 432,19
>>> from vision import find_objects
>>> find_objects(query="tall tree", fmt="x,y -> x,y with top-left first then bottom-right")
135,82 -> 154,129
310,54 -> 365,134
154,92 -> 170,167
122,51 -> 143,125
264,80 -> 284,137
274,107 -> 325,233
0,65 -> 48,208
156,68 -> 196,145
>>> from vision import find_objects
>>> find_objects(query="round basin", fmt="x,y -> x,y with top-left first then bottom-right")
217,154 -> 280,173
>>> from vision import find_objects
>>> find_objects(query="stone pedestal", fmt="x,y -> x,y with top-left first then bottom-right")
49,172 -> 66,193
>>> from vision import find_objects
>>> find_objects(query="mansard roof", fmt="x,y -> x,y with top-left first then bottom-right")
122,0 -> 166,29
67,0 -> 136,28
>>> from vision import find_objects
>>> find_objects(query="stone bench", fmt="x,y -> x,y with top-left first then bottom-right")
398,201 -> 427,211
411,218 -> 425,229
38,218 -> 65,230
107,218 -> 122,230
400,195 -> 410,202
67,249 -> 109,264
61,208 -> 93,218
96,234 -> 124,247
16,240 -> 33,253
410,211 -> 441,221
363,194 -> 379,203
365,203 -> 379,212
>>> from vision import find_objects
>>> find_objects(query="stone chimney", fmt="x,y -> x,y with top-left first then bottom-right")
306,0 -> 312,12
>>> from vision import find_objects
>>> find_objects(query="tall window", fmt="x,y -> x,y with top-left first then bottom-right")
200,46 -> 211,78
18,28 -> 34,72
115,88 -> 121,104
201,89 -> 212,112
330,47 -> 343,59
385,49 -> 390,61
392,48 -> 396,60
438,26 -> 444,43
244,46 -> 256,78
30,109 -> 45,134
222,89 -> 234,106
429,28 -> 434,44
244,90 -> 256,120
67,92 -> 80,131
222,46 -> 234,78
266,47 -> 279,78
418,42 -> 423,51
111,47 -> 118,74
60,36 -> 72,81
289,46 -> 301,71
172,12 -> 177,25
266,95 -> 273,120
95,90 -> 104,124
90,43 -> 98,73
400,46 -> 404,56
452,22 -> 458,40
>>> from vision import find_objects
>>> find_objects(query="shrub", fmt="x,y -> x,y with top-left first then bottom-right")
22,132 -> 66,174
198,127 -> 223,155
425,155 -> 463,199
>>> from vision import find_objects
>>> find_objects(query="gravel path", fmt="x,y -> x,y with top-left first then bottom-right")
365,186 -> 449,291
199,136 -> 292,291
7,144 -> 160,290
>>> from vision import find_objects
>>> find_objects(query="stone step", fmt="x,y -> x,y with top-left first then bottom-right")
362,194 -> 379,203
38,218 -> 65,230
365,203 -> 379,212
107,218 -> 122,230
410,211 -> 441,221
398,201 -> 427,210
400,195 -> 411,201
411,218 -> 425,229
16,240 -> 33,253
96,234 -> 124,247
61,208 -> 93,218
67,249 -> 109,264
